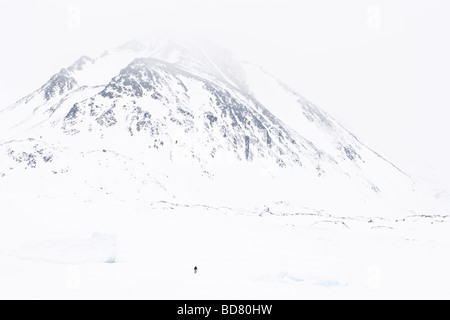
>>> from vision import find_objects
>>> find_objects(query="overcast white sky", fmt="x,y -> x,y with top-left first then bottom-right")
1,0 -> 449,189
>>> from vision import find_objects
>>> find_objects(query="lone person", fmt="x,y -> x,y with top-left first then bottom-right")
194,266 -> 198,274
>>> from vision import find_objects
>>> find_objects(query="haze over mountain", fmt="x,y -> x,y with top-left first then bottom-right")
0,32 -> 447,217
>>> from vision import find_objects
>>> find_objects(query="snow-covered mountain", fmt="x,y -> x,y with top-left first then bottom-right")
0,33 -> 443,217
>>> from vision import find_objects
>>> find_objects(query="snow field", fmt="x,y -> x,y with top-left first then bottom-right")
0,196 -> 448,299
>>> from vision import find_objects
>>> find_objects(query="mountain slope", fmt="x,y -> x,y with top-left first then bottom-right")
0,34 -> 440,217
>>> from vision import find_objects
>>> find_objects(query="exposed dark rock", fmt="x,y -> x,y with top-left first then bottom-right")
43,69 -> 77,101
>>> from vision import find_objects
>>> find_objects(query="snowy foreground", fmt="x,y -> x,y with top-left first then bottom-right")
0,196 -> 449,300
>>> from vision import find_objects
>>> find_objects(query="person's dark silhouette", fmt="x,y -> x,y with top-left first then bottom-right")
194,266 -> 198,274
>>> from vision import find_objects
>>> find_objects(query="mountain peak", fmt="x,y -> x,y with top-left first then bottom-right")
68,56 -> 94,73
111,31 -> 249,92
117,39 -> 147,53
40,69 -> 77,101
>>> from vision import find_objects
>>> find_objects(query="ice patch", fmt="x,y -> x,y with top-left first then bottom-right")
277,272 -> 304,283
259,272 -> 304,285
259,272 -> 345,289
11,233 -> 118,265
312,278 -> 343,288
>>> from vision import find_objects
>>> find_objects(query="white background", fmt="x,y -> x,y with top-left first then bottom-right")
1,0 -> 449,189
